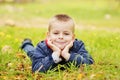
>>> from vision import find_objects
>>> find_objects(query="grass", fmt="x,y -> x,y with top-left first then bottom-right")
0,27 -> 120,80
0,0 -> 120,27
0,0 -> 120,80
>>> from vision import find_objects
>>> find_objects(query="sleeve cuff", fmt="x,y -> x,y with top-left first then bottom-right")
52,53 -> 62,63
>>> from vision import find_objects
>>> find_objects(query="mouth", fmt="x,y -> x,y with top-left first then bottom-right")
53,41 -> 68,50
55,41 -> 66,44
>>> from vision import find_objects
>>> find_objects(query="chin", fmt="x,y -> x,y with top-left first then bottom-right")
60,47 -> 64,50
54,43 -> 66,50
58,46 -> 65,50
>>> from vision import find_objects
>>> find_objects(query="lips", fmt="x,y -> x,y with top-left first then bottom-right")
55,41 -> 66,44
53,41 -> 68,50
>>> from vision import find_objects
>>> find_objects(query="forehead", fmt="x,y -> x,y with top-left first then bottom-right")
50,20 -> 74,32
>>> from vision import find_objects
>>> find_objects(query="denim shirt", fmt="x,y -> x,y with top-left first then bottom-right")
23,39 -> 94,72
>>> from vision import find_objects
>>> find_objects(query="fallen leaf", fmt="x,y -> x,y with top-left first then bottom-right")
15,62 -> 24,71
90,74 -> 96,79
1,45 -> 13,53
77,73 -> 85,80
16,52 -> 26,59
6,62 -> 13,68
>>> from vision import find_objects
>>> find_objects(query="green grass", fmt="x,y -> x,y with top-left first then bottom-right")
0,0 -> 120,27
0,0 -> 120,80
0,27 -> 120,80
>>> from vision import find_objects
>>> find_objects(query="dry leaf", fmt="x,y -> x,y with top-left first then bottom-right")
16,52 -> 26,59
1,45 -> 13,53
77,73 -> 84,80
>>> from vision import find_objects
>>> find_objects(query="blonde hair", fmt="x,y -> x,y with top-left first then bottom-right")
48,14 -> 75,32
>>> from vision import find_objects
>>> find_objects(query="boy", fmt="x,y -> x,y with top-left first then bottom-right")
21,14 -> 94,73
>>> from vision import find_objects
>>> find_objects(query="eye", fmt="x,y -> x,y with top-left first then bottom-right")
64,33 -> 70,35
53,32 -> 59,35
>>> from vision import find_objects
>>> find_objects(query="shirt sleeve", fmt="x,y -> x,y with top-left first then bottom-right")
31,45 -> 57,73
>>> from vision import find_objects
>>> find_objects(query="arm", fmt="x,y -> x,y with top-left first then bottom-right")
32,39 -> 62,73
21,39 -> 61,72
32,45 -> 58,73
62,39 -> 94,67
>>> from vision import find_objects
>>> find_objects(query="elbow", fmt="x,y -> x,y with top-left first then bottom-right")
32,67 -> 46,73
87,58 -> 94,65
83,58 -> 94,65
90,59 -> 94,64
32,64 -> 46,73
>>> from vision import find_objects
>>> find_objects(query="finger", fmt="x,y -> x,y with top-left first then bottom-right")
47,39 -> 53,47
66,40 -> 74,48
47,39 -> 58,49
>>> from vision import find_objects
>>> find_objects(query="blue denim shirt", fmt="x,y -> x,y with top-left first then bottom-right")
23,39 -> 94,72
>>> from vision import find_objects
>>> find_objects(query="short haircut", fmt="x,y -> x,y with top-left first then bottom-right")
48,14 -> 75,32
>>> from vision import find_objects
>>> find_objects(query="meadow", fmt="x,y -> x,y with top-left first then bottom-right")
0,0 -> 120,80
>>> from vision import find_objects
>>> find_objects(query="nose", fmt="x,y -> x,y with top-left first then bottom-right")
58,34 -> 63,39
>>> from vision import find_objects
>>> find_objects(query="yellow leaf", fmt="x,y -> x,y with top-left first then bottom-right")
16,53 -> 26,59
90,74 -> 96,79
77,73 -> 83,80
1,45 -> 13,53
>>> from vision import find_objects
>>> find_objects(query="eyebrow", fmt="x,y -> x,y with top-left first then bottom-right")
63,31 -> 70,33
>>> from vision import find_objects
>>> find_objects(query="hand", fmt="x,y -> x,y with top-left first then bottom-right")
62,40 -> 74,53
61,40 -> 74,61
47,39 -> 61,52
47,39 -> 62,62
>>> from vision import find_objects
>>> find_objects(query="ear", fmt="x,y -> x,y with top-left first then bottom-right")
72,34 -> 75,40
46,32 -> 50,39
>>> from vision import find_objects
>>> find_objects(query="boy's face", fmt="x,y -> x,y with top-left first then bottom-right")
47,21 -> 75,50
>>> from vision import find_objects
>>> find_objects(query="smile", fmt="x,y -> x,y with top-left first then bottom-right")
55,41 -> 66,44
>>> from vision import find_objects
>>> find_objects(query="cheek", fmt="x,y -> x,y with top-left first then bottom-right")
49,36 -> 57,42
48,34 -> 56,39
66,36 -> 73,40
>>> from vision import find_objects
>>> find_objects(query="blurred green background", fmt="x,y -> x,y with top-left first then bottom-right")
0,0 -> 120,80
0,0 -> 120,28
